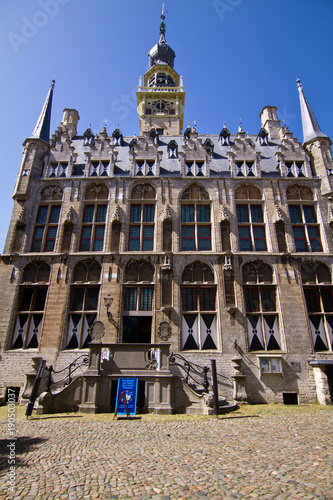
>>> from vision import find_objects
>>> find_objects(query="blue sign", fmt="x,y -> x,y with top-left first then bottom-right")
115,378 -> 138,416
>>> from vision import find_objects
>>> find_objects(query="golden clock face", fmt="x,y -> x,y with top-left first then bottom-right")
146,100 -> 175,115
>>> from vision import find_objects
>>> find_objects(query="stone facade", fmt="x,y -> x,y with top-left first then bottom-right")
1,14 -> 333,409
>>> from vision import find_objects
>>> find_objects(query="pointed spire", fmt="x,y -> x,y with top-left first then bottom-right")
159,3 -> 166,42
30,80 -> 55,144
297,79 -> 328,144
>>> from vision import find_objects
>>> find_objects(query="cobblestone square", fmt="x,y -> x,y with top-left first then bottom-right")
0,405 -> 332,499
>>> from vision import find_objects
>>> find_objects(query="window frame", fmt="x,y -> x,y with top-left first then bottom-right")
66,284 -> 100,349
79,204 -> 107,252
288,203 -> 322,252
11,285 -> 48,349
31,204 -> 61,252
181,203 -> 212,251
236,203 -> 267,251
128,203 -> 155,251
303,284 -> 333,352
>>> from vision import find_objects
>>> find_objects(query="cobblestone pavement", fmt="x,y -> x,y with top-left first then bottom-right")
0,407 -> 332,500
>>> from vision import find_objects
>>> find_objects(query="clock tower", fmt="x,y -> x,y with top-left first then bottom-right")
137,6 -> 185,136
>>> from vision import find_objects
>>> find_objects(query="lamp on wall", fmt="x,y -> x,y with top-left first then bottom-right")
103,295 -> 113,311
103,294 -> 118,331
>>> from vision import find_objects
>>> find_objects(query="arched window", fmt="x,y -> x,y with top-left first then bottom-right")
181,261 -> 217,350
66,260 -> 101,349
180,184 -> 211,251
242,262 -> 281,351
31,186 -> 63,252
123,260 -> 154,343
11,262 -> 50,349
235,185 -> 267,251
301,262 -> 333,351
128,184 -> 156,251
287,185 -> 322,252
80,184 -> 108,251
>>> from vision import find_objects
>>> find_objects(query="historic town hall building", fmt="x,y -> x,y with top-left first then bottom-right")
1,11 -> 332,412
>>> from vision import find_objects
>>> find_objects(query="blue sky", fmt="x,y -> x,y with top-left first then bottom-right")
1,0 -> 333,252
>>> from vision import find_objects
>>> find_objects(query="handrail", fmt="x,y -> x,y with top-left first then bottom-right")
169,353 -> 210,392
46,354 -> 89,392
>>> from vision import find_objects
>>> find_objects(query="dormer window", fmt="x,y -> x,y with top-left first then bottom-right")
220,126 -> 230,146
168,140 -> 178,159
203,138 -> 214,153
83,127 -> 95,146
257,128 -> 269,146
48,162 -> 68,178
129,138 -> 137,151
112,126 -> 123,146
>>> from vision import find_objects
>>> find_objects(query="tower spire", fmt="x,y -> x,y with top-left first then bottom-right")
30,80 -> 55,144
297,79 -> 327,145
160,3 -> 166,42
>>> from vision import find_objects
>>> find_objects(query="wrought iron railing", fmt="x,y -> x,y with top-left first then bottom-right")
46,355 -> 89,392
169,353 -> 210,393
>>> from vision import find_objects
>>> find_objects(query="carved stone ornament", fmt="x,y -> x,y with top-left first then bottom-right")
274,205 -> 284,223
223,255 -> 233,271
161,255 -> 172,271
163,204 -> 172,222
17,207 -> 26,225
328,204 -> 333,224
65,206 -> 75,224
90,321 -> 105,341
112,204 -> 121,224
157,321 -> 172,341
220,204 -> 229,223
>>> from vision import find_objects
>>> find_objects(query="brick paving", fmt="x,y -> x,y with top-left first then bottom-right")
0,407 -> 332,499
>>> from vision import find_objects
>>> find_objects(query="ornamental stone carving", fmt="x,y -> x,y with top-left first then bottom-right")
220,204 -> 229,223
163,204 -> 172,222
158,321 -> 172,341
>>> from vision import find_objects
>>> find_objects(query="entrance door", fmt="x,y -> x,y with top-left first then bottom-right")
123,316 -> 152,343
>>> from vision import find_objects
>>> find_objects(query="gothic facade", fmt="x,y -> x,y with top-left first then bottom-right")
1,12 -> 333,409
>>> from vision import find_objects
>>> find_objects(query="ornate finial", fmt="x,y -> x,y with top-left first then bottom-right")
238,118 -> 243,133
159,3 -> 166,41
296,78 -> 302,90
223,121 -> 226,127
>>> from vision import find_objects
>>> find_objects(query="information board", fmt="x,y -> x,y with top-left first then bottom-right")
115,378 -> 138,416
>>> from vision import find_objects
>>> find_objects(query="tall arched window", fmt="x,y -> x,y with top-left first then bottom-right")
11,262 -> 50,349
181,261 -> 217,350
242,262 -> 281,351
180,184 -> 211,251
123,260 -> 154,343
66,261 -> 101,349
31,186 -> 63,252
80,184 -> 108,251
301,262 -> 333,351
287,185 -> 322,252
235,185 -> 267,251
128,184 -> 156,251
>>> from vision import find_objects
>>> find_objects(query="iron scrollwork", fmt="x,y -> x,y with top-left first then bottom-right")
169,353 -> 210,393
